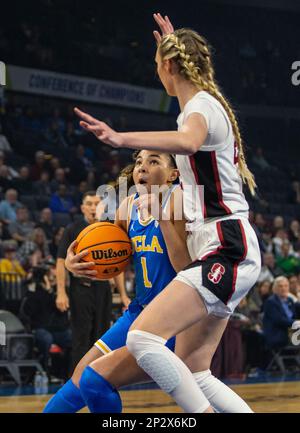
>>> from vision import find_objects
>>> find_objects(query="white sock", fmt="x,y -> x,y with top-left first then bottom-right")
127,330 -> 211,413
193,370 -> 253,413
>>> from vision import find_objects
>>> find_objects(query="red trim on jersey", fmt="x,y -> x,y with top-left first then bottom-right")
211,151 -> 231,215
189,155 -> 207,218
233,141 -> 239,165
227,219 -> 248,303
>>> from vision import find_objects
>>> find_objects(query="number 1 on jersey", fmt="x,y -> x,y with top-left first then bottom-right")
141,257 -> 152,288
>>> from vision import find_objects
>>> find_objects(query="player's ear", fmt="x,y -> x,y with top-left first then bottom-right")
168,168 -> 179,183
167,59 -> 179,76
80,204 -> 85,214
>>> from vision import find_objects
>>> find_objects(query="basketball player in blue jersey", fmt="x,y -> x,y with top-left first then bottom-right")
74,13 -> 261,413
44,149 -> 252,413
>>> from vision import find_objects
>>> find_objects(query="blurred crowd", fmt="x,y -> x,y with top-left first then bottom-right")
0,0 -> 299,106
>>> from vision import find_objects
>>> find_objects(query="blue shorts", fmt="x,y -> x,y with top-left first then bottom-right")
94,302 -> 176,354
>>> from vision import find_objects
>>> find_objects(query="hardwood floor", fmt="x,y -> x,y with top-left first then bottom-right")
0,381 -> 299,413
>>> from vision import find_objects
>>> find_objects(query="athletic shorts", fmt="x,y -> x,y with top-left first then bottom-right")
176,217 -> 261,318
94,301 -> 176,354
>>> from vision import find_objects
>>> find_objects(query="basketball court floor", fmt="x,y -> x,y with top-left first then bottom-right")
0,376 -> 300,413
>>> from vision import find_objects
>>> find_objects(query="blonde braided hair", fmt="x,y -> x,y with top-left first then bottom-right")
158,29 -> 256,195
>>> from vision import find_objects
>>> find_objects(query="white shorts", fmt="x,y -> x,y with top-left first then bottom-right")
175,217 -> 261,318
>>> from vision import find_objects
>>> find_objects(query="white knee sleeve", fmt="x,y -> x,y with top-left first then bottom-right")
127,330 -> 210,413
193,370 -> 253,413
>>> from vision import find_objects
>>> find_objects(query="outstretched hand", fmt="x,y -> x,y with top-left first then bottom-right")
153,13 -> 174,44
74,107 -> 124,148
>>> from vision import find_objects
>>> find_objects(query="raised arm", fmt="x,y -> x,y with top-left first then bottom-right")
74,108 -> 207,156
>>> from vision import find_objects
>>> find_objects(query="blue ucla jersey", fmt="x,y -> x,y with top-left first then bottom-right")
128,186 -> 178,306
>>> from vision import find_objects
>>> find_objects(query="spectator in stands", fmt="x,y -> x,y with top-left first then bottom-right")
0,221 -> 12,247
276,240 -> 300,276
63,121 -> 79,147
86,171 -> 96,190
33,170 -> 52,208
0,240 -> 26,279
288,275 -> 300,302
0,122 -> 12,153
48,108 -> 66,134
0,151 -> 19,179
258,252 -> 282,282
45,120 -> 67,148
252,146 -> 272,171
248,280 -> 272,316
50,168 -> 70,193
0,189 -> 22,224
235,297 -> 265,370
49,184 -> 77,215
254,213 -> 267,233
12,165 -> 34,196
8,206 -> 35,245
0,165 -> 14,192
49,227 -> 65,258
273,215 -> 285,232
272,228 -> 289,256
263,276 -> 298,350
30,150 -> 46,181
68,144 -> 90,184
22,265 -> 72,373
289,219 -> 300,251
290,181 -> 300,205
74,180 -> 89,207
48,157 -> 61,178
37,207 -> 55,240
17,227 -> 50,269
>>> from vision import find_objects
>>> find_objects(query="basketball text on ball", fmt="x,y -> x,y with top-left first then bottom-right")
75,222 -> 132,279
103,267 -> 119,274
91,248 -> 129,260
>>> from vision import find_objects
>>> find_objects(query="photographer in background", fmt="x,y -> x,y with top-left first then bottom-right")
22,265 -> 72,377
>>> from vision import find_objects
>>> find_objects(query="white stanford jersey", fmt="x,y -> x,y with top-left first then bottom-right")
176,91 -> 249,224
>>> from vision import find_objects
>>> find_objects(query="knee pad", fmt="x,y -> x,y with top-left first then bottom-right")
79,366 -> 122,413
127,330 -> 180,393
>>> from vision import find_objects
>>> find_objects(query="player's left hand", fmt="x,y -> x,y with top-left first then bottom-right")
74,107 -> 124,148
153,13 -> 174,44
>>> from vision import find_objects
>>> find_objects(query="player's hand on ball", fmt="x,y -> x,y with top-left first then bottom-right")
153,13 -> 174,43
74,107 -> 124,148
65,240 -> 98,278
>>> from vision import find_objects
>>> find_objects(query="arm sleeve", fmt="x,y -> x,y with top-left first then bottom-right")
183,96 -> 231,149
56,226 -> 72,259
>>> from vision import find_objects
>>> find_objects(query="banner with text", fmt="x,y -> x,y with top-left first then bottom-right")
6,65 -> 171,113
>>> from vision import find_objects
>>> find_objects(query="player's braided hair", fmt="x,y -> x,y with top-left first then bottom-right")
158,29 -> 256,195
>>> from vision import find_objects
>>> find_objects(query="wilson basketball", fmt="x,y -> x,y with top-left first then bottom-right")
75,222 -> 132,279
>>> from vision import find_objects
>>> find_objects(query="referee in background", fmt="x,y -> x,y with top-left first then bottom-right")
55,190 -> 128,371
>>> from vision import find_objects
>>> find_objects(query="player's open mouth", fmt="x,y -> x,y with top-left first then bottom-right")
138,179 -> 148,185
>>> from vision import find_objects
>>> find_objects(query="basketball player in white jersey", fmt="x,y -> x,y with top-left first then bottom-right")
74,13 -> 261,413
